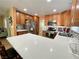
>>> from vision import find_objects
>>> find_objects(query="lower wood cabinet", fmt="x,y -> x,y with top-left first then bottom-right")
17,31 -> 28,35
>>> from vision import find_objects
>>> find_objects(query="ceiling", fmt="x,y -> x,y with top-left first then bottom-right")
0,0 -> 72,16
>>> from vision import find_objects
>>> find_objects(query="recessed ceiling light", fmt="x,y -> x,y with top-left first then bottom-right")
23,8 -> 27,11
53,9 -> 57,12
76,5 -> 79,9
25,48 -> 28,51
47,0 -> 52,2
50,48 -> 53,52
34,13 -> 38,16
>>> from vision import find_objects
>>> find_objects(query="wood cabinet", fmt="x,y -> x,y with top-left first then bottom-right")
16,12 -> 26,24
17,31 -> 28,35
44,10 -> 71,26
33,16 -> 39,34
16,12 -> 20,24
16,11 -> 39,35
20,13 -> 25,24
16,12 -> 34,25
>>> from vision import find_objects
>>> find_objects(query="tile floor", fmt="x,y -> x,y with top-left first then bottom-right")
0,37 -> 12,59
0,38 -> 12,49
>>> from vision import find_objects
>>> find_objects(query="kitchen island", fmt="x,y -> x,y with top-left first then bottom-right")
7,33 -> 79,59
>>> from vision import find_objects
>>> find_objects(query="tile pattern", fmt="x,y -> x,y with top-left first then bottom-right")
0,38 -> 12,49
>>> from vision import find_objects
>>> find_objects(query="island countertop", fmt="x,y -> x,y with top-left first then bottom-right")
7,33 -> 79,59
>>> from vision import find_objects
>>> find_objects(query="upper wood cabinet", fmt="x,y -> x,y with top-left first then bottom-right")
25,15 -> 29,19
20,13 -> 25,24
16,12 -> 20,24
16,11 -> 34,25
25,15 -> 33,20
16,11 -> 39,34
16,12 -> 26,24
63,10 -> 71,26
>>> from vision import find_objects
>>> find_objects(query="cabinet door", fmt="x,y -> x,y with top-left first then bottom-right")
25,15 -> 29,20
17,31 -> 28,35
20,13 -> 25,24
33,16 -> 39,34
25,15 -> 33,20
16,12 -> 20,24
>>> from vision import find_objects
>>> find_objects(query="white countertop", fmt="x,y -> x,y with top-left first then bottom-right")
16,29 -> 28,32
7,33 -> 79,59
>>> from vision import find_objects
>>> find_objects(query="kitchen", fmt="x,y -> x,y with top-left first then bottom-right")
0,0 -> 79,59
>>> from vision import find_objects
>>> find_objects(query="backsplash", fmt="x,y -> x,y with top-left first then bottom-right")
16,24 -> 25,30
